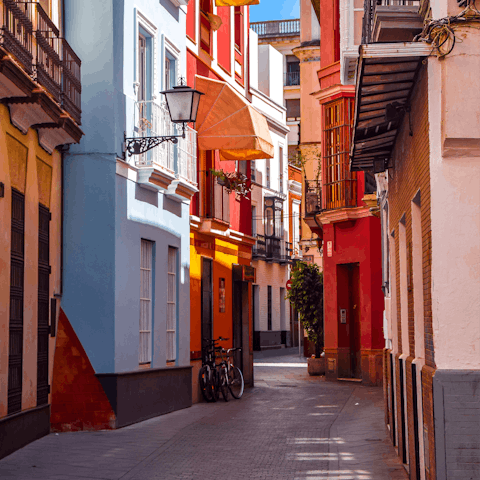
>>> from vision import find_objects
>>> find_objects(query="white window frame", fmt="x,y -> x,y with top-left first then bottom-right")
167,246 -> 178,363
163,35 -> 181,91
140,239 -> 154,364
134,10 -> 158,100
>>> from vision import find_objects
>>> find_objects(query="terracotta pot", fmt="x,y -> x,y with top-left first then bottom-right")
307,356 -> 325,376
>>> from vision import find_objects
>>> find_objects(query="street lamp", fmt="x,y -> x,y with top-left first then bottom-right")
125,79 -> 204,156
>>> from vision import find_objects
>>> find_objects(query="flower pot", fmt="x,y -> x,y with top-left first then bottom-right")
307,355 -> 325,376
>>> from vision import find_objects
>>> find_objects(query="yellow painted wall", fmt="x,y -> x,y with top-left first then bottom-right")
0,103 -> 62,417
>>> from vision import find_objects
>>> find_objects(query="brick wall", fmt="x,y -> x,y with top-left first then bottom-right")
388,65 -> 435,479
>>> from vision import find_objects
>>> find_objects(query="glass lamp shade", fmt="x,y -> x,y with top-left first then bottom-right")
161,85 -> 204,124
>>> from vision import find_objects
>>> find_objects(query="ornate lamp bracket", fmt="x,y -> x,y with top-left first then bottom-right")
124,127 -> 185,157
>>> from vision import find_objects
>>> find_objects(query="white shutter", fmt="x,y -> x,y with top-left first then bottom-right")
139,240 -> 153,364
167,247 -> 177,362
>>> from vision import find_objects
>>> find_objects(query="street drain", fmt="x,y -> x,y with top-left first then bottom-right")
365,438 -> 381,442
277,384 -> 297,388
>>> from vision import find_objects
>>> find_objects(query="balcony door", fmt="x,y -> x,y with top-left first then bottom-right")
201,257 -> 213,359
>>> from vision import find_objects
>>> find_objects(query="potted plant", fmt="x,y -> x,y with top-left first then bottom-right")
210,168 -> 252,198
286,261 -> 325,375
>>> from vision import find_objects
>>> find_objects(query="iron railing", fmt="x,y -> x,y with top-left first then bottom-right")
251,19 -> 300,37
0,1 -> 82,123
253,234 -> 292,263
305,179 -> 322,216
284,71 -> 300,86
134,100 -> 197,186
323,178 -> 357,210
362,0 -> 421,44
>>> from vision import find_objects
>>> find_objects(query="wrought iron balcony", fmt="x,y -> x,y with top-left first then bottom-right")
253,233 -> 266,258
284,71 -> 300,87
134,100 -> 197,187
362,0 -> 422,44
305,179 -> 322,216
0,1 -> 82,125
204,171 -> 230,225
251,19 -> 300,38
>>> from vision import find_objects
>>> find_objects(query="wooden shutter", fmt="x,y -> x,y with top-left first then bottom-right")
9,189 -> 25,414
167,247 -> 177,362
140,239 -> 153,364
37,204 -> 50,406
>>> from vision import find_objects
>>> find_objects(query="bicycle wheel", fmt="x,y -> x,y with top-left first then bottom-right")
220,368 -> 229,402
212,368 -> 220,402
228,366 -> 244,399
199,366 -> 214,402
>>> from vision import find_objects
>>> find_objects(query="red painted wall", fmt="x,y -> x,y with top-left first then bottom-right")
186,0 -> 196,42
216,7 -> 231,73
323,216 -> 384,352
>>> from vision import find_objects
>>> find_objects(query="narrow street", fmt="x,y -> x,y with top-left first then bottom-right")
0,350 -> 406,480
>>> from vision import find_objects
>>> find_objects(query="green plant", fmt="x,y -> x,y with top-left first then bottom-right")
210,168 -> 252,197
286,261 -> 324,358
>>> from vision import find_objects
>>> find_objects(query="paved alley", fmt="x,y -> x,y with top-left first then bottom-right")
0,351 -> 407,480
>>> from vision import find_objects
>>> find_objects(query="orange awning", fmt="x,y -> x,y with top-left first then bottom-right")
215,0 -> 260,6
194,75 -> 274,161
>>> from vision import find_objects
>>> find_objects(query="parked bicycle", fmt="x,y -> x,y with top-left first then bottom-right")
199,338 -> 244,402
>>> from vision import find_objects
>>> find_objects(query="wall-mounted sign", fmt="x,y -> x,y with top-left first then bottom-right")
286,279 -> 292,291
327,241 -> 333,257
219,278 -> 226,313
340,309 -> 347,324
233,264 -> 256,282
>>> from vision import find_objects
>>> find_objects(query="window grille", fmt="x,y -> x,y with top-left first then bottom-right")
267,286 -> 272,330
167,247 -> 177,363
139,239 -> 153,364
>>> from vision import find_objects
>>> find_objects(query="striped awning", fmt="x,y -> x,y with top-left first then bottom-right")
350,43 -> 432,173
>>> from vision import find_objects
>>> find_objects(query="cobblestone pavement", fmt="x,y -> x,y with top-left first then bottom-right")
0,352 -> 407,480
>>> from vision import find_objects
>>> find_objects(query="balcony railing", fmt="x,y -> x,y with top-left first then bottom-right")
134,100 -> 197,186
323,179 -> 357,210
284,71 -> 300,86
253,234 -> 292,264
362,0 -> 421,44
305,179 -> 322,216
251,19 -> 300,38
1,0 -> 34,74
0,1 -> 82,123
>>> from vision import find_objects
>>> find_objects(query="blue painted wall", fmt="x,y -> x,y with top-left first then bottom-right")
63,0 -> 190,374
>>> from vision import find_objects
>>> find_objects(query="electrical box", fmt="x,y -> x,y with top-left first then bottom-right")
340,309 -> 347,324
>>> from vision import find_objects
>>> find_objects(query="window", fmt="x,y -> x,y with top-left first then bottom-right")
37,204 -> 50,406
234,7 -> 243,51
9,190 -> 25,415
251,160 -> 256,182
200,0 -> 213,54
267,286 -> 272,330
165,51 -> 176,90
138,33 -> 147,102
252,205 -> 257,236
140,239 -> 153,364
285,55 -> 300,86
167,246 -> 178,363
286,99 -> 300,120
323,98 -> 356,210
266,157 -> 270,189
279,145 -> 284,193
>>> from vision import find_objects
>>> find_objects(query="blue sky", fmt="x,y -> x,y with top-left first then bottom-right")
250,0 -> 300,22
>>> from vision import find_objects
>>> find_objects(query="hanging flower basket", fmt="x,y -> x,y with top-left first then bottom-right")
210,169 -> 252,197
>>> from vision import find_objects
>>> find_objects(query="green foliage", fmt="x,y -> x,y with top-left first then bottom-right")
286,262 -> 324,358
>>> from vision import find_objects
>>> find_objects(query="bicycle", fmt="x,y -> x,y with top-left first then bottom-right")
199,337 -> 226,402
224,347 -> 244,399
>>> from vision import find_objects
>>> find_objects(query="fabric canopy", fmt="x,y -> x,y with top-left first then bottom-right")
215,0 -> 260,6
194,75 -> 274,161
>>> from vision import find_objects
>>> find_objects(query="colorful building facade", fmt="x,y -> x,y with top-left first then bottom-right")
0,0 -> 82,459
302,0 -> 384,383
54,0 -> 196,430
186,0 -> 274,402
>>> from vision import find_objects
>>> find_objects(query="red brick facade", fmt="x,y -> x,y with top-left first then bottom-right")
385,65 -> 436,479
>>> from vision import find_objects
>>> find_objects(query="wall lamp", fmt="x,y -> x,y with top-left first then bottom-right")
125,79 -> 204,156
